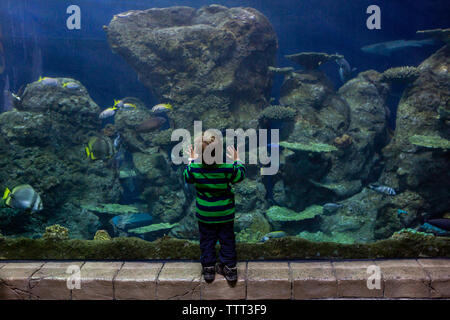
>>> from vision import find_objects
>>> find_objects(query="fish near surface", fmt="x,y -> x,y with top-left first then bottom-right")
136,117 -> 167,133
361,39 -> 435,56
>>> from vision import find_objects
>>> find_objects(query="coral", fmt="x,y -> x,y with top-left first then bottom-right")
268,66 -> 294,75
417,28 -> 450,44
284,52 -> 343,70
93,230 -> 112,241
279,141 -> 338,153
381,66 -> 420,84
333,133 -> 352,148
129,223 -> 179,240
42,224 -> 69,241
266,205 -> 322,223
259,105 -> 297,121
409,134 -> 450,149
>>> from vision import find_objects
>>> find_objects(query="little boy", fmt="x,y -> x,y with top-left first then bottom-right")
183,133 -> 245,283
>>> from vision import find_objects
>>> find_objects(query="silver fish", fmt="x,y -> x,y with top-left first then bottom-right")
335,57 -> 357,83
369,184 -> 396,195
361,39 -> 435,56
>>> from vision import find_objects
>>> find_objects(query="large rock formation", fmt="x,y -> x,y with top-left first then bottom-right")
0,78 -> 122,238
105,4 -> 277,130
375,45 -> 450,237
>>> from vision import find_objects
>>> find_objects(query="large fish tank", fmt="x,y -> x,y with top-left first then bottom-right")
0,0 -> 449,260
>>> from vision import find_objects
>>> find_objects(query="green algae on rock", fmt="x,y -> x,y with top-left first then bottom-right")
129,222 -> 179,235
279,141 -> 338,153
409,134 -> 450,149
285,52 -> 343,70
266,205 -> 322,222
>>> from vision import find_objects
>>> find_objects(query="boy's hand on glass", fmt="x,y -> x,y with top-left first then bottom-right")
185,145 -> 199,161
227,146 -> 240,162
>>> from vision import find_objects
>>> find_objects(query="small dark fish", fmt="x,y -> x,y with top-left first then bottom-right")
136,117 -> 167,133
369,184 -> 396,196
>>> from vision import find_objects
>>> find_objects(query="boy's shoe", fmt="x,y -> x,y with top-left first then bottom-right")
216,262 -> 238,283
202,266 -> 216,283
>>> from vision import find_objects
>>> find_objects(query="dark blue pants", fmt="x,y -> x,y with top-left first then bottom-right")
198,221 -> 236,268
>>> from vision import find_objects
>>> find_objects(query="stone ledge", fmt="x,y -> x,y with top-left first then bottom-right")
0,259 -> 449,300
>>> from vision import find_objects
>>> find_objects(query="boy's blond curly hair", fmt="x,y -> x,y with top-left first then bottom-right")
194,130 -> 223,164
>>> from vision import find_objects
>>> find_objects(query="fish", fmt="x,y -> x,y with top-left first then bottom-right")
85,136 -> 114,160
113,133 -> 121,149
323,203 -> 343,214
122,102 -> 137,110
3,184 -> 43,213
62,82 -> 80,90
335,56 -> 357,83
368,184 -> 396,196
99,107 -> 117,119
136,117 -> 167,133
151,103 -> 173,114
426,219 -> 450,232
361,39 -> 435,56
111,213 -> 153,232
261,231 -> 287,242
397,209 -> 408,216
38,76 -> 58,86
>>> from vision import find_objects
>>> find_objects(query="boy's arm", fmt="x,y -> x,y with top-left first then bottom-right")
229,160 -> 246,184
183,160 -> 195,184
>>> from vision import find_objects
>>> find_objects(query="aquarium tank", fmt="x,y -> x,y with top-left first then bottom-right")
0,0 -> 449,260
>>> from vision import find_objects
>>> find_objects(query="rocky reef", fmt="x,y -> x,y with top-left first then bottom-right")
0,78 -> 122,239
105,4 -> 277,130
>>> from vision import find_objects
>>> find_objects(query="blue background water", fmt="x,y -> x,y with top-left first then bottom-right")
0,0 -> 447,109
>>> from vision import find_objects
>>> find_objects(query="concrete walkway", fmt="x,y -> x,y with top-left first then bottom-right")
0,259 -> 448,300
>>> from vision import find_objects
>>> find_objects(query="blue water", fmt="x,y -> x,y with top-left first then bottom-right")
1,0 -> 447,108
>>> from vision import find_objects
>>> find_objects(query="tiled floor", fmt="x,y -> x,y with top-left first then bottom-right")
0,259 -> 449,299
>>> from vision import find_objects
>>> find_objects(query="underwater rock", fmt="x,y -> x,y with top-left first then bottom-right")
259,105 -> 297,121
284,52 -> 343,70
93,230 -> 112,241
105,5 -> 277,130
42,224 -> 69,241
234,179 -> 267,212
379,45 -> 450,215
81,203 -> 140,230
0,78 -> 122,239
266,205 -> 322,223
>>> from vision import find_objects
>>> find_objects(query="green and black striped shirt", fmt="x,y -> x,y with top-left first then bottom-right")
183,160 -> 246,223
